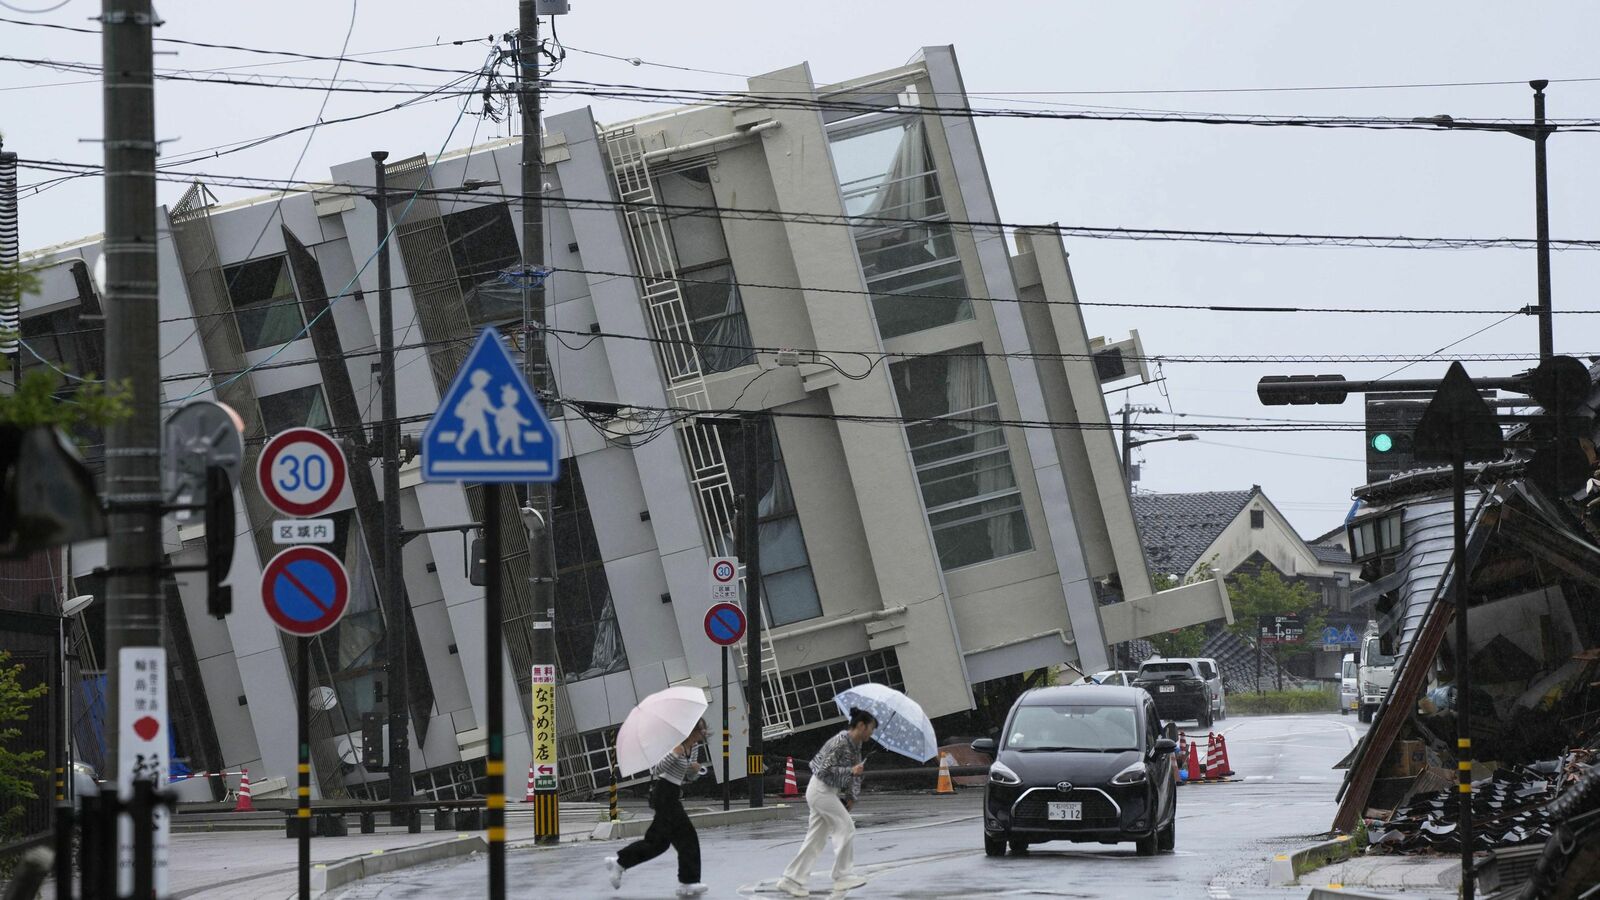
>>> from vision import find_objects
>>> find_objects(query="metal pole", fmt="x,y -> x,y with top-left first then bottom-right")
1453,453 -> 1475,899
721,645 -> 730,812
371,151 -> 415,822
53,801 -> 71,900
518,0 -> 560,845
483,482 -> 506,899
1531,79 -> 1552,362
1120,404 -> 1134,494
743,414 -> 765,807
297,637 -> 311,900
102,0 -> 162,889
0,141 -> 20,386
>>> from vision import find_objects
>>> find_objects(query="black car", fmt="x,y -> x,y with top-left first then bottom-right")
1132,662 -> 1213,728
972,685 -> 1178,857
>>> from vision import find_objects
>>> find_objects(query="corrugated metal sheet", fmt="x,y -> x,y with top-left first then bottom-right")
1387,488 -> 1493,659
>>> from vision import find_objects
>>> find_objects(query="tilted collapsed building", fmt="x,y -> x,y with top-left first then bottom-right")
21,46 -> 1228,801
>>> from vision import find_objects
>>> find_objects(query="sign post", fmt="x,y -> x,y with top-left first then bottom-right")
421,326 -> 560,900
705,586 -> 747,813
258,425 -> 349,900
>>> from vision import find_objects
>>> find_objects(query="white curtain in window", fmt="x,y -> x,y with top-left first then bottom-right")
862,119 -> 932,221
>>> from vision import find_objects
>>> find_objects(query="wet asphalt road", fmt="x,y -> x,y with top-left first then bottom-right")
334,713 -> 1365,899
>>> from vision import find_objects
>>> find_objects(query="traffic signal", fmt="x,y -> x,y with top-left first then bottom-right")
204,465 -> 235,618
1257,374 -> 1349,406
1365,397 -> 1426,484
0,425 -> 105,558
1525,356 -> 1596,496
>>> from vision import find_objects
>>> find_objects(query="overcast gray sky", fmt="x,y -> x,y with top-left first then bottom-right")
7,1 -> 1599,536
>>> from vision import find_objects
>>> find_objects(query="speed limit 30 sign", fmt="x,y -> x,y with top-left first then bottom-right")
258,427 -> 348,518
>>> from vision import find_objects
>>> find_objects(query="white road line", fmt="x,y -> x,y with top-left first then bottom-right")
1243,775 -> 1273,782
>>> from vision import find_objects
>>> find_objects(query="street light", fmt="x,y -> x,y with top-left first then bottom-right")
58,594 -> 94,805
1411,80 -> 1555,362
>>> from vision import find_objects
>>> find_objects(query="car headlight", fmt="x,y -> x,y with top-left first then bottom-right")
1111,762 -> 1147,785
989,760 -> 1021,785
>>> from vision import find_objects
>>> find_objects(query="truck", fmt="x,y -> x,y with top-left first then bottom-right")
1357,626 -> 1396,723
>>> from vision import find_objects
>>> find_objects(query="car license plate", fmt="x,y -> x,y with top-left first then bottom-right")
1159,685 -> 1176,693
1047,802 -> 1082,821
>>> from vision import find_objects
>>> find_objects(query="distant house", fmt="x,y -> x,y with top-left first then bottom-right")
1132,486 -> 1364,679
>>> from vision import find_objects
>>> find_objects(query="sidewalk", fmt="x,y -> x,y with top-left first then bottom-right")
1307,853 -> 1462,897
168,800 -> 794,899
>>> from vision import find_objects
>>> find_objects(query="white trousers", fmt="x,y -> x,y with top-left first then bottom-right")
782,777 -> 856,885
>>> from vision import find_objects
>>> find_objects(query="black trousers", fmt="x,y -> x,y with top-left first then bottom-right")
618,780 -> 701,884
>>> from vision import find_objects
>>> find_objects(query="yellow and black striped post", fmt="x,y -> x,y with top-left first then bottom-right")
483,483 -> 506,899
609,767 -> 619,823
721,646 -> 731,811
1450,453 -> 1475,900
297,636 -> 311,900
54,766 -> 65,803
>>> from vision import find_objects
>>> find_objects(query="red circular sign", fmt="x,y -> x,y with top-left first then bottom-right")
711,559 -> 737,583
261,546 -> 350,637
705,602 -> 747,646
258,427 -> 348,517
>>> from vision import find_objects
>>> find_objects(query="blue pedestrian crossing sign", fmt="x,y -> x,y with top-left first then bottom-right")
422,326 -> 560,483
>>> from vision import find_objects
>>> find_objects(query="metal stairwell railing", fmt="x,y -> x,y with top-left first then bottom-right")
599,126 -> 793,740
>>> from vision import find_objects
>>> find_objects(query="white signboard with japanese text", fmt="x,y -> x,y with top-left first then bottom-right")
117,646 -> 169,895
709,557 -> 739,605
531,664 -> 558,790
271,518 -> 336,545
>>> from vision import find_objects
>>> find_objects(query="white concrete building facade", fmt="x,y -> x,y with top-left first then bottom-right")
21,46 -> 1227,800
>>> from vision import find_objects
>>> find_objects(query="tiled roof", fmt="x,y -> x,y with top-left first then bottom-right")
1131,488 -> 1258,576
1310,543 -> 1352,566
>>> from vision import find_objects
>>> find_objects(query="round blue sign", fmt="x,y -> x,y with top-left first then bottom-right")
704,602 -> 746,646
261,546 -> 350,636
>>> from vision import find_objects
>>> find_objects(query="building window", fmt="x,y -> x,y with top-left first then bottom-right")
656,167 -> 754,374
721,420 -> 822,627
441,202 -> 523,327
558,726 -> 624,795
1250,509 -> 1265,529
890,347 -> 1031,570
828,115 -> 973,339
779,650 -> 904,729
257,385 -> 331,436
223,255 -> 305,351
553,462 -> 628,683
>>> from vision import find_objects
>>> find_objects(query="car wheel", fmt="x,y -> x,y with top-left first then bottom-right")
1358,705 -> 1372,724
1199,708 -> 1213,729
1009,839 -> 1030,856
1135,831 -> 1159,857
984,833 -> 1007,857
1341,707 -> 1349,716
1158,817 -> 1175,852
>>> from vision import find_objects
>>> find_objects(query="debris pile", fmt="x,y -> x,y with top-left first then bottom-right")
1367,768 -> 1559,854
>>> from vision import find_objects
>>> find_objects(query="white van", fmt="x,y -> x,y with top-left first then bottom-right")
1339,653 -> 1358,715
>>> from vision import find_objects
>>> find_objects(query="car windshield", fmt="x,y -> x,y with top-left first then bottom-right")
1003,705 -> 1140,752
1363,638 -> 1395,667
1138,663 -> 1194,677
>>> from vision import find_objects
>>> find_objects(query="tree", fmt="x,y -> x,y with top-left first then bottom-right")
0,652 -> 48,844
1224,567 -> 1325,670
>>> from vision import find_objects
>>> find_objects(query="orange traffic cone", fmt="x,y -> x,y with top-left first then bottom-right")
934,753 -> 955,795
783,757 -> 799,797
1214,733 -> 1236,778
233,768 -> 255,812
1185,736 -> 1204,782
524,764 -> 537,803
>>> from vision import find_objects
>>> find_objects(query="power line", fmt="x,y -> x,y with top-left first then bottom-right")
25,157 -> 1600,254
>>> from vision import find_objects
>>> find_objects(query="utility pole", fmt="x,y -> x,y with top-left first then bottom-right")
102,0 -> 164,891
742,414 -> 765,807
518,0 -> 560,845
1531,79 -> 1552,362
370,152 -> 414,819
0,140 -> 20,389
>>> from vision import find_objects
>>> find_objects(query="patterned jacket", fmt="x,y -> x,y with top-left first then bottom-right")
809,730 -> 864,800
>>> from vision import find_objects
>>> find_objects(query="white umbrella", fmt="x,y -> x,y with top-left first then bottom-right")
615,686 -> 709,776
834,683 -> 938,763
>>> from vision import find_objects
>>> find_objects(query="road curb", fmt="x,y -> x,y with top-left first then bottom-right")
309,833 -> 486,896
588,803 -> 800,841
1267,834 -> 1356,886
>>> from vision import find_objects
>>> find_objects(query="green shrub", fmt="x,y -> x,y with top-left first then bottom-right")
1227,689 -> 1337,715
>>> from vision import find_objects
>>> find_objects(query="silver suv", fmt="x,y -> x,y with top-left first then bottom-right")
1137,657 -> 1226,721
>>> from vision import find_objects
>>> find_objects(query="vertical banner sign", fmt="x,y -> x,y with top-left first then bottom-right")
117,646 -> 169,895
709,557 -> 739,605
531,664 -> 558,790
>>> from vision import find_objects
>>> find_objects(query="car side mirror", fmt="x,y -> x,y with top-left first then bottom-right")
1164,722 -> 1179,742
970,738 -> 997,756
1153,738 -> 1177,756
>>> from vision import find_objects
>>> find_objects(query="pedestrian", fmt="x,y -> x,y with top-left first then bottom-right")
605,719 -> 709,897
776,708 -> 878,897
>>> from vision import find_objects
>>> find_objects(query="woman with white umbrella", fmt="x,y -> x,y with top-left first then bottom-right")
605,686 -> 711,897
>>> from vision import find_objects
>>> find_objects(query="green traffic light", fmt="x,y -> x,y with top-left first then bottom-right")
1371,433 -> 1394,453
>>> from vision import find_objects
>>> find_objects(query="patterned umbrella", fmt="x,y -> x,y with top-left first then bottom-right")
834,683 -> 938,763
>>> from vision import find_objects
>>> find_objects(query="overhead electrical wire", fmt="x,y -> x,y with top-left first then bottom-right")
22,158 -> 1600,254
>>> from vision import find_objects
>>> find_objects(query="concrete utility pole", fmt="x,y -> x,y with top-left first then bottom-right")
370,152 -> 415,818
0,140 -> 20,388
101,0 -> 161,821
518,0 -> 560,845
742,413 -> 765,808
1531,80 -> 1553,362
